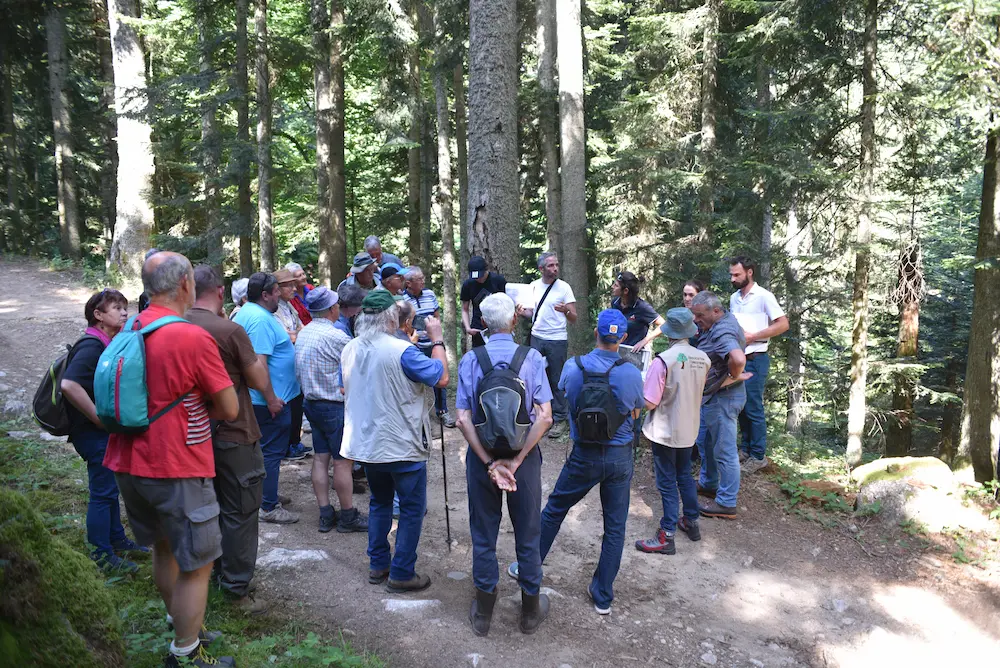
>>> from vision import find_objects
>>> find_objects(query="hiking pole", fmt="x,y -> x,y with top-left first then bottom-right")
439,412 -> 452,551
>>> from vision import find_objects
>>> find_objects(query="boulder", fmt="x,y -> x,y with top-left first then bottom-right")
852,457 -> 989,533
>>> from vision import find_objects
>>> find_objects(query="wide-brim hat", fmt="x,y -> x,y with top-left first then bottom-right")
305,286 -> 338,312
661,307 -> 698,339
350,252 -> 375,274
273,269 -> 295,284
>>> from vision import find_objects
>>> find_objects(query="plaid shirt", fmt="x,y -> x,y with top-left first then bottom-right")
294,318 -> 351,402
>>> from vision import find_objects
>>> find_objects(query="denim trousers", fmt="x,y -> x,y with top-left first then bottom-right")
738,353 -> 771,460
71,430 -> 126,556
698,386 -> 747,507
288,393 -> 304,448
540,444 -> 633,609
467,447 -> 542,596
366,463 -> 427,581
652,444 -> 699,533
253,403 -> 292,512
530,337 -> 569,422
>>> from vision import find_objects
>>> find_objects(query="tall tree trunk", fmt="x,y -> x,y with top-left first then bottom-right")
846,0 -> 877,469
454,60 -> 469,356
328,0 -> 347,281
434,59 -> 457,364
939,349 -> 962,466
557,0 -> 590,352
784,195 -> 809,436
407,1 -> 423,268
107,0 -> 155,283
199,0 -> 223,270
885,240 -> 922,457
537,0 -> 561,257
92,0 -> 116,260
255,0 -> 274,271
697,0 -> 719,244
1,39 -> 18,251
418,3 -> 434,273
467,0 -> 520,282
957,124 -> 1000,481
235,0 -> 254,275
756,61 -> 772,284
46,4 -> 81,260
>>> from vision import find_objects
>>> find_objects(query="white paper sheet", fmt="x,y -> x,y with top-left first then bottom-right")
505,283 -> 534,308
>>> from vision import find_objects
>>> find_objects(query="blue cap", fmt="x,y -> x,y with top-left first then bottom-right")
597,309 -> 628,343
304,286 -> 338,312
380,263 -> 408,280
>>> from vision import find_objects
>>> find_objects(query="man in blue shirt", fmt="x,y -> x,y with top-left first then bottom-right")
334,284 -> 364,339
234,272 -> 302,524
455,293 -> 553,637
510,309 -> 644,617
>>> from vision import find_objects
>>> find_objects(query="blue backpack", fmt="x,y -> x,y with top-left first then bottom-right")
94,314 -> 189,433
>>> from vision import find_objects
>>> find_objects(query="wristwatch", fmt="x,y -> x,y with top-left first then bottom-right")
432,341 -> 446,348
485,458 -> 496,471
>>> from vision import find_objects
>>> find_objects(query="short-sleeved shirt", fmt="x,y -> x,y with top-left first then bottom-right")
461,273 -> 507,331
185,307 -> 262,444
455,333 -> 553,422
558,348 -> 645,446
611,297 -> 660,346
63,336 -> 107,438
400,346 -> 445,386
529,278 -> 576,342
233,301 -> 301,404
295,318 -> 351,402
103,305 -> 233,478
729,283 -> 785,354
403,288 -> 440,352
697,311 -> 747,399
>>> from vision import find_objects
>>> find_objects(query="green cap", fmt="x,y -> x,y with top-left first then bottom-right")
361,289 -> 397,314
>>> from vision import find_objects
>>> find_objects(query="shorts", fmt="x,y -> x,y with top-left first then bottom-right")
115,474 -> 223,573
303,399 -> 346,459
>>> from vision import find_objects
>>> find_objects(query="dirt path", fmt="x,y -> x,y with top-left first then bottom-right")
2,256 -> 998,667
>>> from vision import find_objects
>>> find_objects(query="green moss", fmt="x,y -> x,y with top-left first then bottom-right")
854,457 -> 952,487
0,489 -> 125,667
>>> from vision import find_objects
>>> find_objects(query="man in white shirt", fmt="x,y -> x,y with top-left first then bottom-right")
516,251 -> 577,437
728,256 -> 788,473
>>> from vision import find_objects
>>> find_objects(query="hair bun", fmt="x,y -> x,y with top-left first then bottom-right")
638,275 -> 647,284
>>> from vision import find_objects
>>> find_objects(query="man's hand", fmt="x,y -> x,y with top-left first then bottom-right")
553,301 -> 568,314
464,325 -> 482,336
267,395 -> 285,418
425,315 -> 443,341
515,305 -> 532,319
632,338 -> 650,352
720,371 -> 753,388
489,462 -> 517,492
743,330 -> 757,343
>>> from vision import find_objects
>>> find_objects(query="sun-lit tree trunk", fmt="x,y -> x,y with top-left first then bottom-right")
92,0 -> 116,259
536,0 -> 561,257
328,0 -> 347,281
957,124 -> 1000,481
784,195 -> 810,436
406,1 -> 423,268
312,0 -> 332,281
454,60 -> 469,355
885,239 -> 923,457
1,39 -> 18,251
468,0 -> 520,282
846,0 -> 878,469
756,61 -> 773,284
198,0 -> 223,271
697,0 -> 719,244
46,3 -> 81,260
434,53 -> 457,365
107,0 -> 154,282
418,3 -> 434,273
255,0 -> 274,271
235,0 -> 254,275
557,0 -> 590,352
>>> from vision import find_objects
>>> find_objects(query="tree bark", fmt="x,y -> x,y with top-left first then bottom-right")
467,0 -> 520,282
1,39 -> 18,251
784,195 -> 809,436
434,59 -> 457,365
312,0 -> 332,280
46,3 -> 82,260
957,125 -> 1000,481
235,0 -> 255,275
846,0 -> 877,469
697,0 -> 719,244
756,62 -> 773,284
107,0 -> 155,283
537,0 -> 561,257
198,0 -> 223,271
407,0 -> 423,268
886,241 -> 922,457
418,3 -> 434,272
454,60 -> 469,356
92,0 -> 116,259
255,0 -> 274,272
557,0 -> 590,352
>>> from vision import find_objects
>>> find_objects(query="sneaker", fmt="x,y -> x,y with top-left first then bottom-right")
385,573 -> 432,593
336,508 -> 368,533
284,443 -> 311,461
546,422 -> 568,440
368,568 -> 389,585
231,592 -> 268,616
113,538 -> 151,555
588,590 -> 611,616
438,411 -> 457,428
699,499 -> 738,520
259,504 -> 300,524
738,450 -> 750,464
678,517 -> 702,541
635,529 -> 676,555
506,561 -> 519,580
164,644 -> 235,667
318,507 -> 338,533
94,551 -> 139,575
741,455 -> 768,474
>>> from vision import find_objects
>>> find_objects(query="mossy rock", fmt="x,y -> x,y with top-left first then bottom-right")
0,489 -> 125,667
850,456 -> 954,489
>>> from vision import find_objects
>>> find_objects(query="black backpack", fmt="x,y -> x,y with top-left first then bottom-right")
32,336 -> 98,436
472,345 -> 532,454
572,356 -> 628,444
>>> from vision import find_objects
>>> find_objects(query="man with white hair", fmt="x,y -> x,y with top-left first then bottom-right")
229,278 -> 250,320
455,293 -> 553,636
341,290 -> 449,593
363,235 -> 403,268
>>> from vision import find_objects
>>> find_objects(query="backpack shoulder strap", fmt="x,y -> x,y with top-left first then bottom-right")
574,356 -> 585,372
473,345 -> 494,375
599,357 -> 627,378
139,315 -> 188,335
509,345 -> 531,375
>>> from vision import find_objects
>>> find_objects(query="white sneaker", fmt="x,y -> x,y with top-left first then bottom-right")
740,455 -> 768,474
594,603 -> 611,616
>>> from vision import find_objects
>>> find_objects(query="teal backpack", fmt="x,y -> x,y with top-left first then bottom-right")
94,314 -> 189,433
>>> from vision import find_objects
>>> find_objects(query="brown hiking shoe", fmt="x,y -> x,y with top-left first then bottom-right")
696,482 -> 718,498
368,568 -> 389,585
231,592 -> 268,616
259,504 -> 299,524
699,499 -> 737,519
385,573 -> 431,593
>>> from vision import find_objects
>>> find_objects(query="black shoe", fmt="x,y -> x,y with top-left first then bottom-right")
678,517 -> 702,541
93,551 -> 139,575
385,573 -> 431,593
113,537 -> 151,555
164,644 -> 235,666
318,507 -> 338,533
519,591 -> 550,635
336,508 -> 368,533
469,588 -> 498,637
368,568 -> 389,585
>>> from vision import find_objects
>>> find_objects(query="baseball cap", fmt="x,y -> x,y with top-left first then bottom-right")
597,309 -> 628,343
349,252 -> 375,274
304,286 -> 338,312
468,255 -> 487,279
361,289 -> 397,314
380,263 -> 408,281
660,307 -> 698,339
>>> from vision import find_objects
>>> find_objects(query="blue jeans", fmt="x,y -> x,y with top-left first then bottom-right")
253,403 -> 292,512
530,337 -> 569,422
739,353 -> 770,460
366,463 -> 427,581
698,386 -> 746,507
71,430 -> 126,556
540,444 -> 633,609
652,445 -> 699,533
467,447 -> 542,596
694,419 -> 707,465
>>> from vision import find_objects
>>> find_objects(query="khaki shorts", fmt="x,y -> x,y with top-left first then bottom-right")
115,474 -> 223,573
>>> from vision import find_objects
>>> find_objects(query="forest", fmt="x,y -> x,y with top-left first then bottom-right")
1,0 -> 998,480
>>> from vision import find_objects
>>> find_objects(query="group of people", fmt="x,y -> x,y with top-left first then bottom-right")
58,241 -> 786,665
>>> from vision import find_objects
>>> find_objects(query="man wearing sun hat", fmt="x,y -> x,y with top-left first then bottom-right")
509,309 -> 644,617
337,251 -> 381,293
635,308 -> 710,556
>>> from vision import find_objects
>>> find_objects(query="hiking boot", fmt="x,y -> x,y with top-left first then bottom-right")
546,422 -> 569,440
741,455 -> 768,474
318,507 -> 339,533
635,529 -> 676,555
738,450 -> 750,464
259,504 -> 299,524
231,592 -> 268,616
368,568 -> 389,585
164,644 -> 235,667
506,561 -> 519,580
699,499 -> 738,520
385,573 -> 431,593
519,591 -> 550,635
696,482 -> 718,498
94,551 -> 139,575
353,480 -> 367,495
284,443 -> 311,461
336,508 -> 368,533
469,588 -> 498,637
113,537 -> 151,555
278,494 -> 293,506
678,517 -> 702,541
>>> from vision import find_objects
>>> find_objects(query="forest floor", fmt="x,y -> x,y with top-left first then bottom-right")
1,255 -> 999,668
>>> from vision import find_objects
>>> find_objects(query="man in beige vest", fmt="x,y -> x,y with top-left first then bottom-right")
635,308 -> 710,555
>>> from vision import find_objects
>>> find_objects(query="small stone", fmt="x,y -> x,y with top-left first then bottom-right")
558,664 -> 573,668
672,621 -> 684,628
447,571 -> 467,581
841,617 -> 855,626
661,639 -> 666,644
832,599 -> 849,614
768,643 -> 781,651
0,370 -> 7,377
700,651 -> 717,665
686,626 -> 694,633
701,641 -> 714,650
468,654 -> 484,667
540,586 -> 563,598
742,556 -> 754,568
750,660 -> 764,668
848,524 -> 859,533
383,599 -> 442,614
0,383 -> 10,391
341,629 -> 356,637
811,547 -> 822,557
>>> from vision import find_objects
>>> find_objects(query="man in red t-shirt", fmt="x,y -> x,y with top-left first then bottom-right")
104,252 -> 239,668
